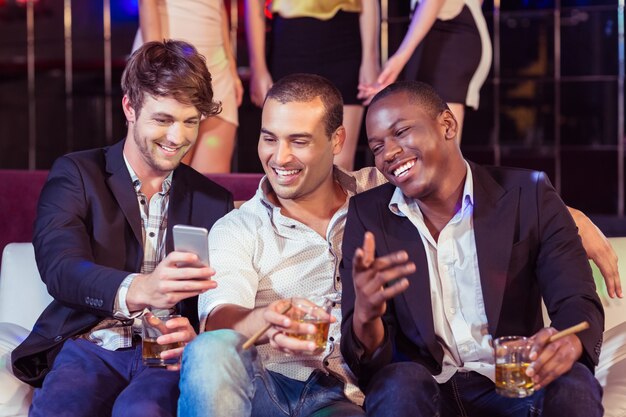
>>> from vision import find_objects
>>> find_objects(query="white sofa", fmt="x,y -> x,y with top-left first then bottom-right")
1,242 -> 625,416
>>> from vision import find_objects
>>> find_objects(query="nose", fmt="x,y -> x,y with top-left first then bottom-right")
383,138 -> 402,163
274,140 -> 292,165
166,122 -> 185,145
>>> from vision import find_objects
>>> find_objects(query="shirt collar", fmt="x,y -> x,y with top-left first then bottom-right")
123,154 -> 173,195
389,160 -> 474,217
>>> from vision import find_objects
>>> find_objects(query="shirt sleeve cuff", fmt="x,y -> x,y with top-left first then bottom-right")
113,273 -> 143,319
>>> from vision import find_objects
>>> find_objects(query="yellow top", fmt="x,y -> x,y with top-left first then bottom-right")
271,0 -> 361,20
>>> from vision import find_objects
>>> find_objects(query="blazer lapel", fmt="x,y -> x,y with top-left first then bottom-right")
166,168 -> 193,253
470,162 -> 519,335
105,140 -> 143,248
377,198 -> 442,363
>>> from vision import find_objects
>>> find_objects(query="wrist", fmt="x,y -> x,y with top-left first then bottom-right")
125,274 -> 149,311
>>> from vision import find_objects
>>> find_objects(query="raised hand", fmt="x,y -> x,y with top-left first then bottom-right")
352,232 -> 414,353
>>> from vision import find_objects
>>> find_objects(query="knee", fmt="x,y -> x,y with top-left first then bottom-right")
549,362 -> 600,394
365,362 -> 438,404
543,362 -> 603,416
181,329 -> 254,381
183,329 -> 245,362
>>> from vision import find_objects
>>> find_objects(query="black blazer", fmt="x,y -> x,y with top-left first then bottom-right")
340,162 -> 604,390
12,139 -> 233,387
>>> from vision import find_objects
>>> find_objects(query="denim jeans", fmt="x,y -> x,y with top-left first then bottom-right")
30,338 -> 180,417
178,329 -> 364,417
364,362 -> 603,417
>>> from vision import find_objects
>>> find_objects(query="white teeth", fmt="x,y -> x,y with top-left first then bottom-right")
393,160 -> 416,177
274,168 -> 300,176
159,144 -> 177,152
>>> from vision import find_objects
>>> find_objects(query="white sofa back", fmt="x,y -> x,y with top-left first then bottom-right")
0,243 -> 52,330
1,241 -> 625,417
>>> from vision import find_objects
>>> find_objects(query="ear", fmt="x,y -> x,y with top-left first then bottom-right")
122,95 -> 136,123
331,125 -> 346,156
440,109 -> 458,141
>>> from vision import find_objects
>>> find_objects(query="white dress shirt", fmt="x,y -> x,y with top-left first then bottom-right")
389,161 -> 495,383
199,166 -> 386,404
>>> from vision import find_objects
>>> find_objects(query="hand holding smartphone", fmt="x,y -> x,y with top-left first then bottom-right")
172,225 -> 209,267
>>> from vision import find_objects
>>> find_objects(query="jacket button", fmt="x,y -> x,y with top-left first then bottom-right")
54,336 -> 63,342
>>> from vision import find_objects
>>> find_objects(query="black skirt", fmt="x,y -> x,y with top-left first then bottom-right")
269,10 -> 362,105
404,5 -> 487,108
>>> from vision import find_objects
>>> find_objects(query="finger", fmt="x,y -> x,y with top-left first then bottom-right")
377,68 -> 390,85
160,278 -> 217,295
362,232 -> 376,268
167,266 -> 216,281
272,332 -> 317,353
158,330 -> 192,346
359,263 -> 415,297
372,250 -> 411,272
528,328 -> 555,361
165,364 -> 181,371
531,339 -> 579,389
353,248 -> 369,271
598,260 -> 621,298
263,308 -> 292,329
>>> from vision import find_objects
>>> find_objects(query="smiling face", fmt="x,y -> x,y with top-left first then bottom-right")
122,93 -> 202,177
366,91 -> 463,201
258,97 -> 344,204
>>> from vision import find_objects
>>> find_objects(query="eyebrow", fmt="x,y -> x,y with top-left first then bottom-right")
260,128 -> 313,140
367,118 -> 409,143
151,112 -> 200,121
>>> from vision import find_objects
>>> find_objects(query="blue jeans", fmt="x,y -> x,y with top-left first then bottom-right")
364,362 -> 603,417
30,338 -> 180,417
178,329 -> 364,417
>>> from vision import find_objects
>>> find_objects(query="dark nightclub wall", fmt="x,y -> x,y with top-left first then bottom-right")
0,0 -> 624,221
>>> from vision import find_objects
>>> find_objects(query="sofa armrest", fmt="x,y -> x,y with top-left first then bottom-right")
0,322 -> 32,417
0,243 -> 52,331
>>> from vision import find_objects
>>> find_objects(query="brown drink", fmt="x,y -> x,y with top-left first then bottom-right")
285,297 -> 332,354
494,336 -> 534,398
495,362 -> 534,397
142,338 -> 184,366
141,313 -> 182,367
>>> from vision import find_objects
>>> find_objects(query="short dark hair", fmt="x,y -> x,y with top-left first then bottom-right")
121,39 -> 221,117
265,73 -> 343,137
369,80 -> 449,119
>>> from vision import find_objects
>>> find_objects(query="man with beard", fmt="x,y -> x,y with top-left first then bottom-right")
11,40 -> 233,417
340,81 -> 604,416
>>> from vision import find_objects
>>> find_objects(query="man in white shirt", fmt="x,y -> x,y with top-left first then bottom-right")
178,73 -> 386,417
340,80 -> 604,416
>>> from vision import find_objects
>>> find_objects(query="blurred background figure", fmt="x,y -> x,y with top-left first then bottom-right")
134,0 -> 244,173
245,0 -> 380,170
360,0 -> 492,142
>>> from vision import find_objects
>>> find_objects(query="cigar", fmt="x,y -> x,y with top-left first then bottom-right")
242,303 -> 292,350
548,321 -> 590,343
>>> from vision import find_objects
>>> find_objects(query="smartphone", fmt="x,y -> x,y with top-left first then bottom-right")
172,224 -> 209,267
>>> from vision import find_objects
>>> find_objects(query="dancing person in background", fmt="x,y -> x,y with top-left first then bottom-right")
360,0 -> 492,142
245,0 -> 380,170
136,0 -> 243,173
